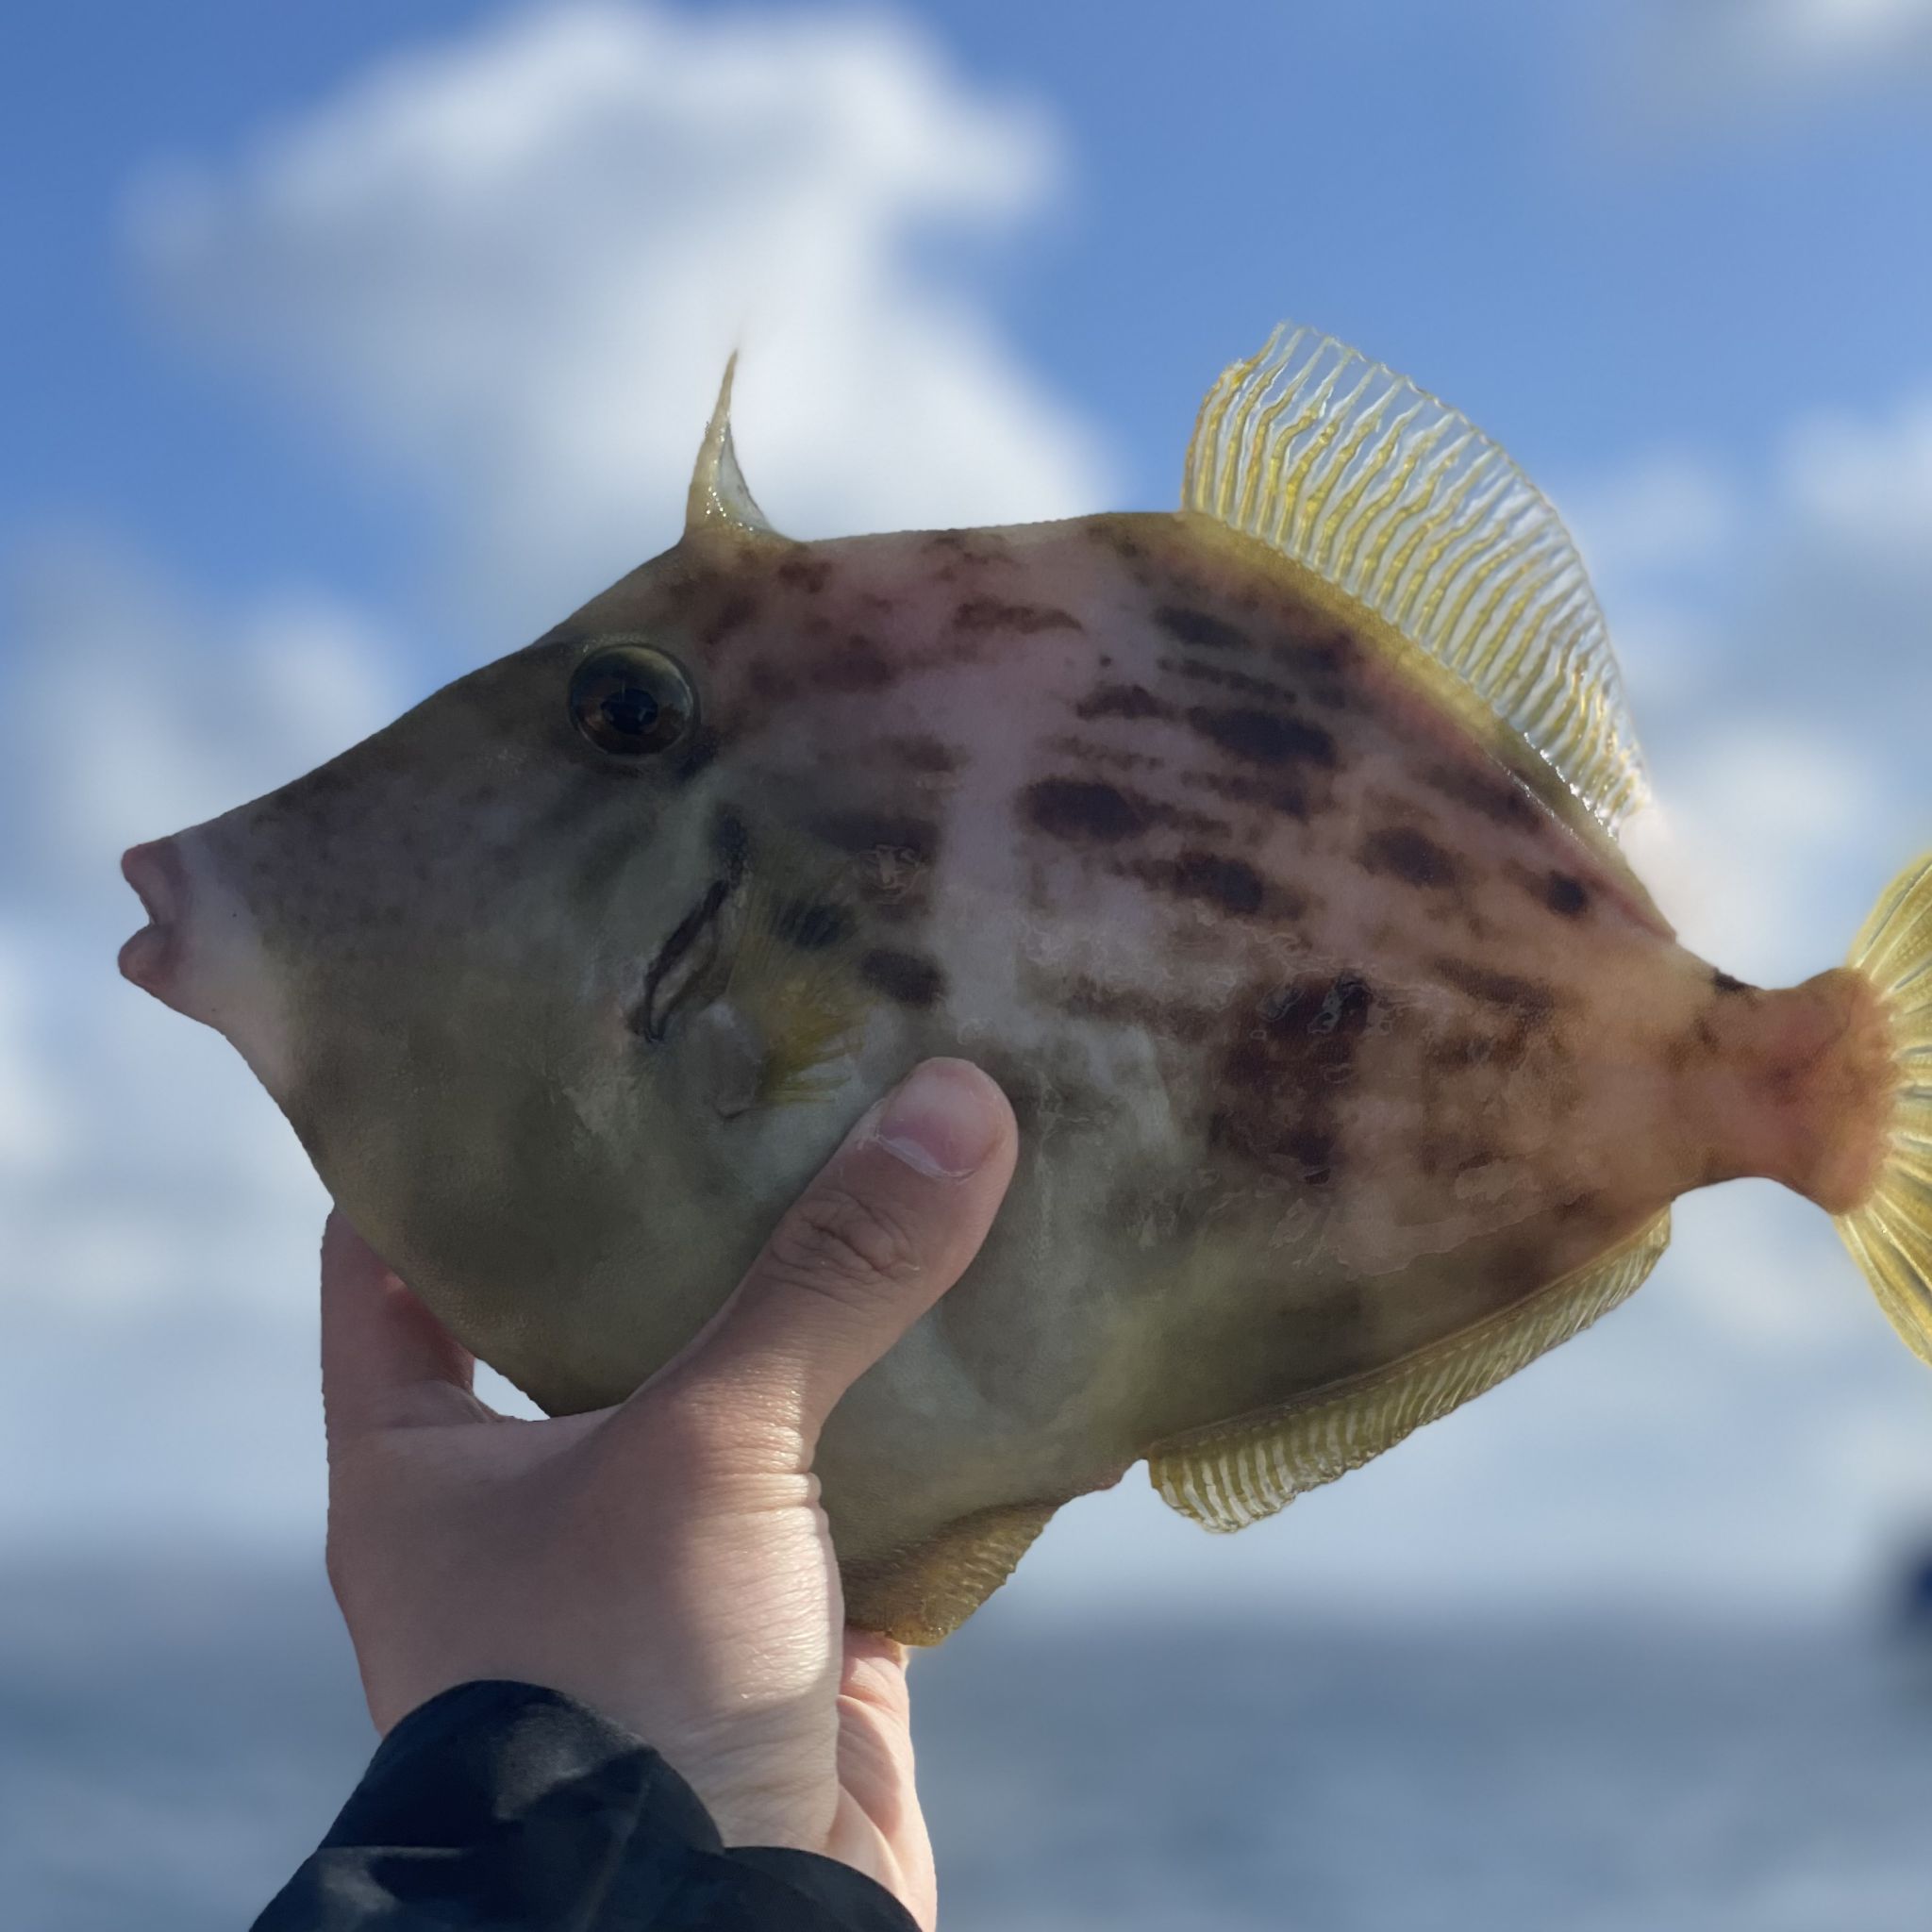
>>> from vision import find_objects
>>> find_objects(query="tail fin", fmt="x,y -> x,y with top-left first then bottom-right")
1837,853 -> 1932,1366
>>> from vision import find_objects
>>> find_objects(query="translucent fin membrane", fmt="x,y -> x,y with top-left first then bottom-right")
1838,853 -> 1932,1366
1183,325 -> 1649,833
842,1500 -> 1058,1646
1148,1210 -> 1671,1533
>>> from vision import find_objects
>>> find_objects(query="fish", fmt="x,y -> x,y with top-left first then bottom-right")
118,325 -> 1932,1644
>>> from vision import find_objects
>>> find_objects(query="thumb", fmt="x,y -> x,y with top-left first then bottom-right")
672,1058 -> 1017,1449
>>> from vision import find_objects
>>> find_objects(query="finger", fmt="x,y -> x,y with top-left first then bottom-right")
667,1058 -> 1016,1448
320,1210 -> 476,1444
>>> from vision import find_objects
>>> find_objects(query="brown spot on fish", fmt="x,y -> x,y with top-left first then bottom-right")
1664,1010 -> 1724,1074
1258,620 -> 1361,714
1434,958 -> 1556,1021
1085,515 -> 1145,563
1360,826 -> 1459,891
1044,733 -> 1164,775
1210,972 -> 1374,1186
1022,777 -> 1152,843
701,593 -> 758,644
1058,975 -> 1220,1044
1141,850 -> 1269,918
1282,1127 -> 1335,1188
1424,760 -> 1541,831
743,656 -> 802,705
775,556 -> 832,593
1425,1030 -> 1494,1073
1157,657 -> 1301,706
1156,606 -> 1249,653
815,636 -> 895,693
1074,682 -> 1174,723
926,528 -> 1010,564
772,898 -> 855,952
1543,872 -> 1589,917
1186,705 -> 1335,769
1414,1131 -> 1457,1179
1268,973 -> 1374,1041
955,597 -> 1082,635
859,947 -> 946,1008
1271,610 -> 1357,674
883,734 -> 960,774
1179,769 -> 1309,821
813,810 -> 937,865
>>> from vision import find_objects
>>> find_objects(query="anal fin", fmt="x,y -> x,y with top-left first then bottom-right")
1148,1210 -> 1672,1533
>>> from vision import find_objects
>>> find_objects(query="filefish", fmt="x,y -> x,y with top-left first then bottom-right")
119,326 -> 1932,1642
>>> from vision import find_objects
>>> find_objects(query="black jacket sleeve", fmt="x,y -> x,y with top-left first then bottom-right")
252,1680 -> 921,1931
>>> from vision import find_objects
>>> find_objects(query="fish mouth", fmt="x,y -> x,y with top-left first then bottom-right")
119,838 -> 187,1004
633,875 -> 736,1041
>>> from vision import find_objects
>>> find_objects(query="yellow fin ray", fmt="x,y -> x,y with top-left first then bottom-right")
1838,853 -> 1932,1365
1183,325 -> 1649,834
842,1500 -> 1058,1646
1147,1210 -> 1673,1533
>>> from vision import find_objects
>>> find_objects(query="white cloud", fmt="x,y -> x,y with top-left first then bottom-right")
1563,450 -> 1740,587
1781,391 -> 1932,560
128,0 -> 1112,630
1612,0 -> 1932,125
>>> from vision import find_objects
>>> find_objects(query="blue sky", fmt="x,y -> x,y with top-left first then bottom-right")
6,0 -> 1932,1621
14,1 -> 1932,607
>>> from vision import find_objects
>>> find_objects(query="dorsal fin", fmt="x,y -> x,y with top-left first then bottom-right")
686,352 -> 779,538
1183,325 -> 1648,833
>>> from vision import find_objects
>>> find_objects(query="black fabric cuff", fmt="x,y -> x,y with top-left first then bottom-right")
252,1679 -> 920,1930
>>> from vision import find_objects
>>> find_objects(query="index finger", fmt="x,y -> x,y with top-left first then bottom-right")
320,1211 -> 477,1444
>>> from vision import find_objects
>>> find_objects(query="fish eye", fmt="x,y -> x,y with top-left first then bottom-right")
568,641 -> 697,758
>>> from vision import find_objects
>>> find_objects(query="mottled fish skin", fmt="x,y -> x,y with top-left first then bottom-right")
179,505 -> 1895,1615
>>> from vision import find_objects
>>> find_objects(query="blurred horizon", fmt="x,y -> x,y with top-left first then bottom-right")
6,0 -> 1932,1642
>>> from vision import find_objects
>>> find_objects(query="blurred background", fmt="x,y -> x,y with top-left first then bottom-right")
5,1 -> 1932,1925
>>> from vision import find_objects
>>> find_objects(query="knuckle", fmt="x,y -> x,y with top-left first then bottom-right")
761,1184 -> 924,1311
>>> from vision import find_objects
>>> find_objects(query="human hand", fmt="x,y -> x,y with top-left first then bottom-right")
318,1057 -> 1018,1928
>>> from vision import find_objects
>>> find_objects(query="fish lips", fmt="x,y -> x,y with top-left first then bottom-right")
631,874 -> 737,1041
119,839 -> 186,1003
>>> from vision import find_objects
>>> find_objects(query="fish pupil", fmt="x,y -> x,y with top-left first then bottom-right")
603,686 -> 659,738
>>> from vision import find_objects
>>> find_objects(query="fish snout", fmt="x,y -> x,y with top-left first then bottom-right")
119,837 -> 190,1005
116,826 -> 291,1091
